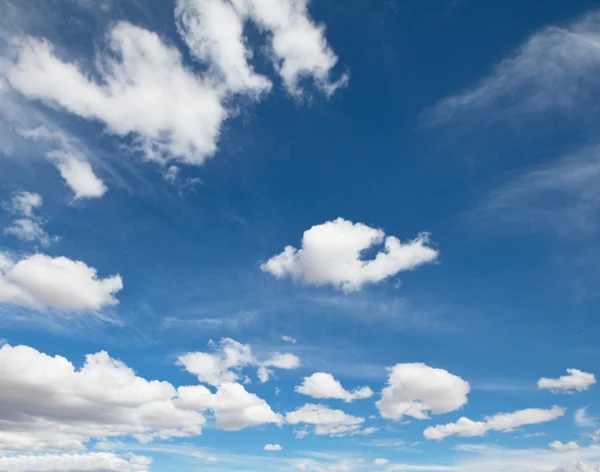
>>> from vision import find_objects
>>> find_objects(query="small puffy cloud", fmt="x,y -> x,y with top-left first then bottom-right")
550,441 -> 580,452
261,218 -> 438,292
295,372 -> 373,403
373,458 -> 389,466
286,403 -> 365,437
0,252 -> 122,311
264,444 -> 283,451
538,369 -> 596,393
376,363 -> 470,421
424,405 -> 566,440
282,335 -> 297,344
0,452 -> 152,472
178,338 -> 255,386
258,352 -> 301,383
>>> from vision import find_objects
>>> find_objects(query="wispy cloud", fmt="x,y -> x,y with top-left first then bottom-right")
422,10 -> 600,126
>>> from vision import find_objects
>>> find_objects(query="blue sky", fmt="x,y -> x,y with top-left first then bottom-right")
1,0 -> 600,471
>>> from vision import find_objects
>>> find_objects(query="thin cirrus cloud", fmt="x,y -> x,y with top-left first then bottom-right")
423,405 -> 566,440
261,218 -> 438,292
422,11 -> 600,126
538,369 -> 597,393
295,372 -> 374,403
0,252 -> 122,311
376,363 -> 470,421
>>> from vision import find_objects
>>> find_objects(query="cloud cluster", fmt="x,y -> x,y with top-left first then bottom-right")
261,218 -> 438,292
424,405 -> 565,440
177,338 -> 300,385
0,343 -> 283,454
0,452 -> 152,472
539,369 -> 596,393
295,372 -> 373,403
0,252 -> 122,311
551,441 -> 580,452
376,363 -> 470,421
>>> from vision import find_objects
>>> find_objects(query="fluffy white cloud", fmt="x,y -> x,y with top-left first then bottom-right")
424,11 -> 600,125
374,458 -> 389,466
551,441 -> 580,452
175,0 -> 271,95
295,372 -> 373,403
424,405 -> 565,440
261,218 -> 438,292
0,452 -> 152,472
258,352 -> 301,383
177,338 -> 255,386
264,444 -> 283,451
376,363 -> 470,421
282,335 -> 297,344
0,253 -> 122,311
5,23 -> 224,165
538,369 -> 596,393
285,403 -> 365,437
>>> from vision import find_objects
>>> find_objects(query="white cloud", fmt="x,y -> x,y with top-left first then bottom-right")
5,23 -> 224,165
20,127 -> 107,199
0,252 -> 122,311
177,338 -> 255,386
258,352 -> 301,383
295,372 -> 373,403
551,441 -> 580,452
7,191 -> 42,216
424,11 -> 600,125
576,408 -> 598,428
285,403 -> 365,437
424,405 -> 565,440
0,452 -> 152,472
264,444 -> 283,451
282,335 -> 297,344
376,363 -> 470,421
374,458 -> 389,466
553,463 -> 600,472
538,369 -> 596,393
261,218 -> 438,292
175,0 -> 271,95
4,191 -> 56,247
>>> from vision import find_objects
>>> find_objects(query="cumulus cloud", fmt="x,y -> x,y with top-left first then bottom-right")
0,343 -> 282,454
374,458 -> 389,466
376,363 -> 470,421
264,444 -> 283,451
178,338 -> 255,386
285,403 -> 365,437
261,218 -> 438,292
5,23 -> 224,165
0,452 -> 152,472
295,372 -> 373,403
538,369 -> 596,393
258,352 -> 301,383
424,405 -> 565,440
0,252 -> 122,311
551,441 -> 580,452
4,191 -> 57,246
423,11 -> 600,125
282,335 -> 297,344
